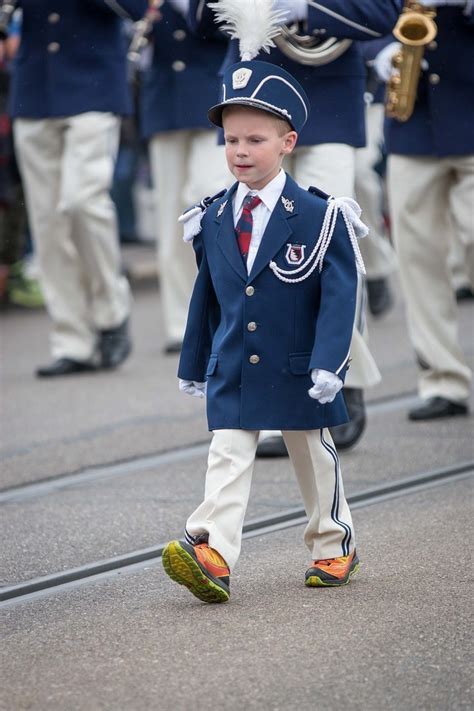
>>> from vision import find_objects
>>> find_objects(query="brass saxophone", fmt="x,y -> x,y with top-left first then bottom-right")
385,1 -> 437,122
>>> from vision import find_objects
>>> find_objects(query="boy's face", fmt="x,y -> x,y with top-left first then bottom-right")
223,106 -> 297,191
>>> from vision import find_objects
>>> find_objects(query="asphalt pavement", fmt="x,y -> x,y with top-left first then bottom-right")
1,270 -> 473,710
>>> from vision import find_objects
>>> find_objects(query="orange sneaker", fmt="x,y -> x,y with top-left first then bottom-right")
305,550 -> 360,587
162,540 -> 230,603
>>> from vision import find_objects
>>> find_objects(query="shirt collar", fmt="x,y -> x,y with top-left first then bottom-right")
234,169 -> 286,217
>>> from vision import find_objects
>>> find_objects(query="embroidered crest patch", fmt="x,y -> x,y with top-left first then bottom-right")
285,243 -> 306,265
232,68 -> 252,89
281,196 -> 294,213
217,200 -> 228,217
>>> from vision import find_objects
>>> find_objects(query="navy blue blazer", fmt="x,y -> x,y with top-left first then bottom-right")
189,0 -> 403,147
9,0 -> 147,119
178,174 -> 358,431
385,7 -> 474,157
140,4 -> 227,138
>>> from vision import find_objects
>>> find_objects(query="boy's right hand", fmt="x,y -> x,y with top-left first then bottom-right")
179,379 -> 207,399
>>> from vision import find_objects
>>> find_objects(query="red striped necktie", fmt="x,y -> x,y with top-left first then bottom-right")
235,194 -> 262,262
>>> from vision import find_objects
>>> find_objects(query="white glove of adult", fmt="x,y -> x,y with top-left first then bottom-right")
179,379 -> 207,399
167,0 -> 190,17
418,0 -> 467,6
308,369 -> 343,404
271,0 -> 308,23
373,41 -> 401,82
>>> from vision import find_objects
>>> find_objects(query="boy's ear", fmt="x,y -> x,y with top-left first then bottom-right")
282,131 -> 298,155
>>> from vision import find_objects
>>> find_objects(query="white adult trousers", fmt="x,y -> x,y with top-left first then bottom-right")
355,103 -> 397,280
14,113 -> 130,361
186,428 -> 355,570
149,129 -> 232,343
387,154 -> 473,402
286,142 -> 381,388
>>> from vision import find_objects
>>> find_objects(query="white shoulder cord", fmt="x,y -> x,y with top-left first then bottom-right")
269,197 -> 367,283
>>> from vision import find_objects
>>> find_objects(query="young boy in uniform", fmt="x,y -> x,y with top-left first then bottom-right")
162,53 -> 367,603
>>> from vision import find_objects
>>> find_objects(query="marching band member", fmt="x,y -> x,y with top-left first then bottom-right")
191,0 -> 404,453
379,0 -> 473,420
9,0 -> 146,376
162,0 -> 368,602
355,40 -> 398,317
140,0 -> 232,354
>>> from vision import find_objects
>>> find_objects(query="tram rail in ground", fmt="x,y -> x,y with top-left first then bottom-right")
1,459 -> 471,605
0,390 -> 419,504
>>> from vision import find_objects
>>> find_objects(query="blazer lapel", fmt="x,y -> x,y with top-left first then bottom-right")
247,174 -> 299,283
214,183 -> 248,282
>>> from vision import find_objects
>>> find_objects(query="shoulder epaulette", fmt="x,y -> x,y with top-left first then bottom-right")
178,188 -> 228,242
201,189 -> 227,209
308,185 -> 331,201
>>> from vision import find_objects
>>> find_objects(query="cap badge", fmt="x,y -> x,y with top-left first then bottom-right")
285,243 -> 306,266
281,196 -> 294,213
217,200 -> 228,217
232,68 -> 252,89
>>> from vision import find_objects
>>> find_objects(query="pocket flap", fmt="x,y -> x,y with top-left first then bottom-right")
288,352 -> 311,376
206,354 -> 218,377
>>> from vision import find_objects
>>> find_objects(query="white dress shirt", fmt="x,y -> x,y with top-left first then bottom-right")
233,169 -> 287,274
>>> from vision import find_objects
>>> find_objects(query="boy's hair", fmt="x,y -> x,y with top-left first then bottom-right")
222,104 -> 294,137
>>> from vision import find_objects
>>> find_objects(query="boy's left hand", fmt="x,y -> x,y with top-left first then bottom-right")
308,370 -> 343,404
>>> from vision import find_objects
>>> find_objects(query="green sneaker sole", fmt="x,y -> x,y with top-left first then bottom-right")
305,561 -> 360,588
8,288 -> 45,308
162,541 -> 230,604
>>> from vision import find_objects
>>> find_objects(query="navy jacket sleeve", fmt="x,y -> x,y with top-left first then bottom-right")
178,236 -> 221,383
307,0 -> 403,40
84,0 -> 147,21
309,213 -> 358,381
188,0 -> 220,37
190,0 -> 403,39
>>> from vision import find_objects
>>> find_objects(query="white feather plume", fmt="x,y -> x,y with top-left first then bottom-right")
208,0 -> 289,61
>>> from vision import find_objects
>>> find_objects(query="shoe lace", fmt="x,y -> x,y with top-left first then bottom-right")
312,555 -> 349,568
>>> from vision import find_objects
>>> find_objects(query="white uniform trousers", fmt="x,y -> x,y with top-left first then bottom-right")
185,429 -> 355,570
355,104 -> 398,280
149,129 -> 232,343
449,230 -> 473,292
14,113 -> 130,361
286,142 -> 381,389
387,154 -> 473,402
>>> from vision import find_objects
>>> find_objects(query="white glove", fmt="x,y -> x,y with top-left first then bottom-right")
373,41 -> 401,82
308,369 -> 343,404
168,0 -> 190,17
271,0 -> 308,23
179,379 -> 207,399
418,0 -> 467,6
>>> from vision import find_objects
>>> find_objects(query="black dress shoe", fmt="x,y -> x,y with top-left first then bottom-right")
36,358 -> 96,378
330,388 -> 366,450
163,340 -> 183,355
455,285 -> 474,302
99,318 -> 132,369
367,277 -> 393,317
408,397 -> 469,421
256,434 -> 288,458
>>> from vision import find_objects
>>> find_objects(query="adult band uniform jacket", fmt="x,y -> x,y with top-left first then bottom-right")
178,174 -> 358,431
8,0 -> 147,119
140,3 -> 227,139
385,6 -> 474,157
